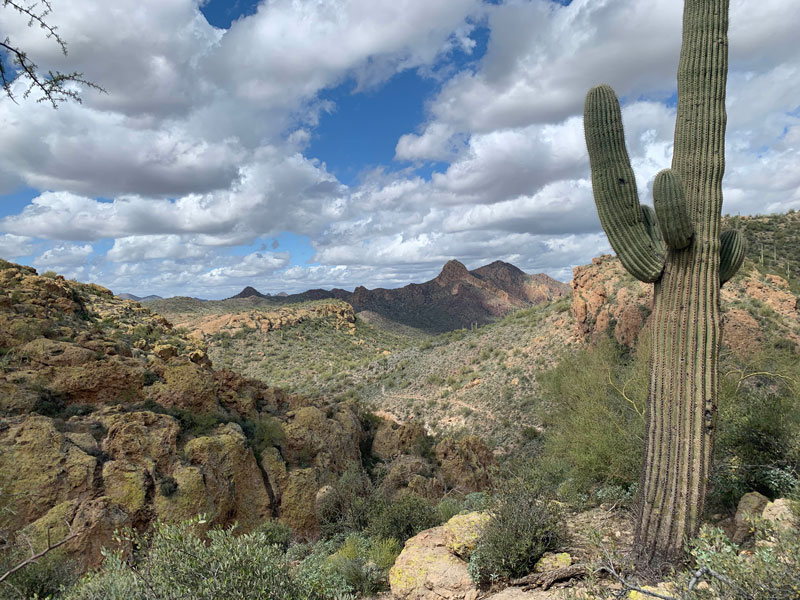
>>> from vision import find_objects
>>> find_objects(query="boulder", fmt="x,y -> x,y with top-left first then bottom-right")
101,410 -> 180,473
733,491 -> 770,543
762,498 -> 798,532
282,405 -> 361,475
389,522 -> 479,600
183,423 -> 272,530
441,512 -> 490,559
0,416 -> 97,529
277,468 -> 319,536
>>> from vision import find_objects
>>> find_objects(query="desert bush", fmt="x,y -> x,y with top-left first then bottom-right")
254,519 -> 294,550
317,465 -> 376,539
468,479 -> 564,585
675,520 -> 800,599
63,518 -> 353,600
324,534 -> 401,595
536,336 -> 648,504
0,548 -> 78,600
367,493 -> 441,544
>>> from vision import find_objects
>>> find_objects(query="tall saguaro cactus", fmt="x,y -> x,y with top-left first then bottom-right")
583,0 -> 745,564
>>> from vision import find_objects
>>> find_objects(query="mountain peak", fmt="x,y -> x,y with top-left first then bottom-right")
230,286 -> 268,299
437,259 -> 470,283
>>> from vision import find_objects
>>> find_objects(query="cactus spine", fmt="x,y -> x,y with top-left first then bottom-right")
584,0 -> 744,564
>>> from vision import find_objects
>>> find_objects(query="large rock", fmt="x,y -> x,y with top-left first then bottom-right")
733,491 -> 770,543
282,405 -> 362,476
389,520 -> 479,600
101,410 -> 180,474
441,512 -> 490,559
435,435 -> 496,493
0,416 -> 97,529
183,423 -> 272,530
372,418 -> 427,460
762,498 -> 798,532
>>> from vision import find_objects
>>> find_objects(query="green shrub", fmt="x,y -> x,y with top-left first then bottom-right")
324,534 -> 401,595
63,518 -> 353,600
159,475 -> 178,497
0,548 -> 78,600
675,521 -> 800,599
368,493 -> 441,544
536,336 -> 648,504
436,497 -> 465,522
710,347 -> 800,509
468,481 -> 564,585
317,465 -> 375,538
254,520 -> 294,550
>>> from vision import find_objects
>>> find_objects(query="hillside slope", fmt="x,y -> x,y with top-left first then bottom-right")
0,260 -> 491,571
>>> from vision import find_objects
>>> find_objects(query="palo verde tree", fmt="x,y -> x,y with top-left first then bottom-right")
583,0 -> 745,566
1,0 -> 102,106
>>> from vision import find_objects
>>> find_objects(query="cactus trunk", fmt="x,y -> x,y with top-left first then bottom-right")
635,0 -> 728,565
584,0 -> 733,565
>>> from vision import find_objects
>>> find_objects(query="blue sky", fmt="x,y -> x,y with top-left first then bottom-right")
0,0 -> 798,298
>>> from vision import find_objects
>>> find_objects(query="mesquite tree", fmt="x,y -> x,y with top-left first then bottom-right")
583,0 -> 745,565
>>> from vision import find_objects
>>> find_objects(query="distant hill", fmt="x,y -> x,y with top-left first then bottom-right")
346,259 -> 569,332
724,210 -> 800,289
227,286 -> 270,299
224,259 -> 569,333
116,292 -> 163,302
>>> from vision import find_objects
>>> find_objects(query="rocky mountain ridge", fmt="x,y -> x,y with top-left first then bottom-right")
0,259 -> 494,571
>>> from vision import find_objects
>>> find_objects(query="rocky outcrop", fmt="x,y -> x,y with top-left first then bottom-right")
372,419 -> 427,460
0,260 -> 374,564
168,301 -> 356,339
349,260 -> 569,333
571,255 -> 800,352
733,491 -> 770,544
435,435 -> 497,493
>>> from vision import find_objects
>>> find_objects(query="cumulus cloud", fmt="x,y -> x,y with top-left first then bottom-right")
0,234 -> 34,259
0,0 -> 797,297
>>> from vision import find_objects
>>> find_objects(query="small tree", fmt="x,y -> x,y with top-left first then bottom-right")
1,0 -> 103,107
583,0 -> 745,567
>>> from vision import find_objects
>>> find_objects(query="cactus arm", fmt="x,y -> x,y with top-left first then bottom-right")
653,169 -> 693,249
640,205 -> 666,256
584,84 -> 665,283
720,229 -> 745,284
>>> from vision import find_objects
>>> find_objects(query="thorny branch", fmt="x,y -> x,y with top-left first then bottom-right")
1,0 -> 105,107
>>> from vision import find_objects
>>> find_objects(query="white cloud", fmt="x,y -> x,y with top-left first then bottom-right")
1,0 -> 798,297
0,234 -> 34,259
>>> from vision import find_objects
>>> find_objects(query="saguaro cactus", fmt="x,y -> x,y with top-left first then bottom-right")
583,0 -> 745,565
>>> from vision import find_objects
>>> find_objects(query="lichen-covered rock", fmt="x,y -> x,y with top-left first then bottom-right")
278,468 -> 319,536
762,498 -> 798,532
441,512 -> 490,559
146,361 -> 217,412
435,435 -> 496,493
183,423 -> 272,530
102,460 -> 149,513
534,552 -> 572,573
154,464 -> 210,524
0,416 -> 97,529
372,418 -> 427,460
282,405 -> 361,475
389,524 -> 478,600
733,491 -> 770,543
101,410 -> 180,474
